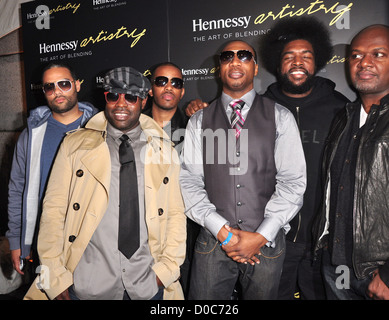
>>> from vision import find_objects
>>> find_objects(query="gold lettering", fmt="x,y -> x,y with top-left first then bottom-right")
80,26 -> 147,48
49,3 -> 81,15
328,55 -> 347,64
254,1 -> 353,26
210,67 -> 219,74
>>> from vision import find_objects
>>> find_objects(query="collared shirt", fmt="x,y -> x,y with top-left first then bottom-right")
221,89 -> 256,122
179,89 -> 306,245
73,122 -> 158,300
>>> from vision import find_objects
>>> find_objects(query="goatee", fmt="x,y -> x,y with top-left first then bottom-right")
278,72 -> 315,95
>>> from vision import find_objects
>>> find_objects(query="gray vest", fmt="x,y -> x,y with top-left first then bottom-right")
202,94 -> 276,232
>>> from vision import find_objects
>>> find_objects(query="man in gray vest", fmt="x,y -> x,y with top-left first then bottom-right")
179,40 -> 306,299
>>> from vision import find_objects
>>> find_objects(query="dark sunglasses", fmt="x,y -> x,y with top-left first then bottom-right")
219,50 -> 256,64
42,79 -> 74,95
153,76 -> 184,89
104,92 -> 139,104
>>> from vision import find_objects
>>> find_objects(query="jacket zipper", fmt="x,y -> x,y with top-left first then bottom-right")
296,106 -> 301,128
293,212 -> 301,242
293,106 -> 301,243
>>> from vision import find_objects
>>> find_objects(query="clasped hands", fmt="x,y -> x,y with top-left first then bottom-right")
217,224 -> 268,265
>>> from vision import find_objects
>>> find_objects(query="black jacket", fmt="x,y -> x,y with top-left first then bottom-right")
142,106 -> 188,147
313,94 -> 389,283
264,76 -> 349,244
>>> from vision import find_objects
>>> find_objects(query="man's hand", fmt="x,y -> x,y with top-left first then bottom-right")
55,288 -> 71,300
11,249 -> 24,275
222,225 -> 267,266
185,99 -> 209,117
156,276 -> 165,288
217,224 -> 239,248
367,270 -> 389,300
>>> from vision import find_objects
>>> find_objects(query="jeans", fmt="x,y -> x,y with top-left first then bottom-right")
278,240 -> 326,300
321,249 -> 373,300
188,228 -> 285,300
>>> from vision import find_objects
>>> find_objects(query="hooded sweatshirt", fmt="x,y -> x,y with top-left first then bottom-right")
264,76 -> 349,244
6,102 -> 98,257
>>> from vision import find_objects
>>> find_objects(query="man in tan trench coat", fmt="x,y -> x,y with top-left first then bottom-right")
24,66 -> 186,300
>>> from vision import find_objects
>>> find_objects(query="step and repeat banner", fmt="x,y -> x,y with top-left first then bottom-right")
22,0 -> 389,111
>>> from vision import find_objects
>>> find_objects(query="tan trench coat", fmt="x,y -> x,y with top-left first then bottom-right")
24,112 -> 186,300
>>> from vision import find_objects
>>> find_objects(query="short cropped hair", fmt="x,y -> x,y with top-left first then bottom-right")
41,62 -> 78,82
259,16 -> 333,76
150,62 -> 183,80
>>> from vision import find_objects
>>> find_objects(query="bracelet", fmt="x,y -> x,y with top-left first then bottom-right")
220,232 -> 233,246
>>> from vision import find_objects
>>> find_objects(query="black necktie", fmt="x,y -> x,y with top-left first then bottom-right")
118,134 -> 140,259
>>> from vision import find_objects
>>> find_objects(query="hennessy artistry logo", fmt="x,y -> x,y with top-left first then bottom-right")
192,0 -> 353,34
80,26 -> 146,48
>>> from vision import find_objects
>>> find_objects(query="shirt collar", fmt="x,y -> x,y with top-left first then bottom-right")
107,121 -> 142,144
221,88 -> 256,111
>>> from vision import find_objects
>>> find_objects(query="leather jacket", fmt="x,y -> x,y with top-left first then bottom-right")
313,94 -> 389,280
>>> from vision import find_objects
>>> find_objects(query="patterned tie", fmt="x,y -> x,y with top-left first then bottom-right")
230,99 -> 245,138
118,134 -> 140,259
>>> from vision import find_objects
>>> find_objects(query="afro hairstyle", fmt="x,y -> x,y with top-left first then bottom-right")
259,16 -> 333,76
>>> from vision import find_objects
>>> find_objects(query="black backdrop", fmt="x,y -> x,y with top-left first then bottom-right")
22,0 -> 389,111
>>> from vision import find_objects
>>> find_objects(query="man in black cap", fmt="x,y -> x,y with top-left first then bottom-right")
24,66 -> 186,300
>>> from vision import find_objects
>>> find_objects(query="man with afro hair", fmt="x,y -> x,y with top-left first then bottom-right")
260,16 -> 349,300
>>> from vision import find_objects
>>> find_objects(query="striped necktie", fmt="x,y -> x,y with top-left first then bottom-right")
229,99 -> 245,138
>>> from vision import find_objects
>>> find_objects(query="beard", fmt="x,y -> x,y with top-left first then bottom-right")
48,95 -> 78,114
278,71 -> 315,95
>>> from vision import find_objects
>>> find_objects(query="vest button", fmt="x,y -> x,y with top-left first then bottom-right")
237,201 -> 242,206
73,203 -> 80,210
158,208 -> 164,216
163,177 -> 169,184
236,184 -> 241,189
238,219 -> 243,224
69,235 -> 76,242
76,169 -> 84,177
236,152 -> 240,157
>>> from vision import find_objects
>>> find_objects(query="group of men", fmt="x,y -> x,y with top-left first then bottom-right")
5,16 -> 389,300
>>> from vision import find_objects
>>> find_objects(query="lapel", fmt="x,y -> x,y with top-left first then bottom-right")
80,142 -> 111,195
80,112 -> 111,195
140,114 -> 173,193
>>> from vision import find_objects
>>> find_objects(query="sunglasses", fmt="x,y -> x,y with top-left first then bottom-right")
153,76 -> 184,89
42,79 -> 74,95
219,50 -> 256,64
104,92 -> 139,104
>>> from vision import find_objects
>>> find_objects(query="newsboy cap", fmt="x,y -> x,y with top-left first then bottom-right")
103,66 -> 151,99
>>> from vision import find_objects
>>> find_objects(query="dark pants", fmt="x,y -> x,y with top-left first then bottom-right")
321,249 -> 372,300
180,218 -> 200,298
278,240 -> 326,300
188,228 -> 285,300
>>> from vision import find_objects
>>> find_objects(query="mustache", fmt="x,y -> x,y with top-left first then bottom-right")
288,67 -> 309,75
54,94 -> 69,100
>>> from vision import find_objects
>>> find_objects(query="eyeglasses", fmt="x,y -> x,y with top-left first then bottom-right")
104,92 -> 139,104
42,79 -> 74,95
219,50 -> 256,64
153,76 -> 184,89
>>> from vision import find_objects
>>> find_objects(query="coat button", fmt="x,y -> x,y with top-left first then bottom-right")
69,235 -> 76,242
76,169 -> 84,177
163,177 -> 169,184
158,208 -> 164,216
73,203 -> 80,210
